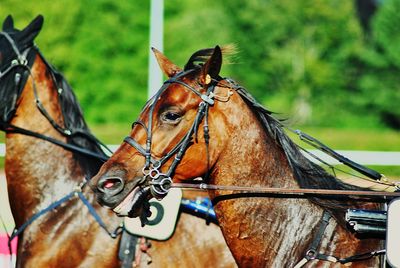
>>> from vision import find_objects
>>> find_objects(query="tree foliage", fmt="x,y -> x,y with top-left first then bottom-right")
1,0 -> 399,129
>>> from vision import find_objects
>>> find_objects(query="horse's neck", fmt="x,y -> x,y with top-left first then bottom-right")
5,55 -> 83,223
208,95 -> 381,266
210,93 -> 299,189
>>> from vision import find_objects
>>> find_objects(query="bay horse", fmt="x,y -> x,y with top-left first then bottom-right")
0,16 -> 235,267
91,46 -> 386,267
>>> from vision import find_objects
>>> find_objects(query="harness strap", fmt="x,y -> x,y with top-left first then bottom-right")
294,211 -> 331,267
124,136 -> 156,165
293,211 -> 332,268
338,249 -> 385,264
292,129 -> 382,180
9,191 -> 76,246
76,191 -> 121,238
294,210 -> 385,267
8,185 -> 122,255
307,211 -> 332,257
2,122 -> 109,161
118,229 -> 138,268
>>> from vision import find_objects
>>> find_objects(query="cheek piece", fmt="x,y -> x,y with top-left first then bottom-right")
124,69 -> 216,200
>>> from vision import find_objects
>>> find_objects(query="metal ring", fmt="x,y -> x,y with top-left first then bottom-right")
149,169 -> 160,179
151,177 -> 172,196
306,249 -> 317,260
159,177 -> 172,192
151,184 -> 167,196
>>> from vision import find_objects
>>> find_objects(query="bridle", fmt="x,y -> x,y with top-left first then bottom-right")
0,30 -> 110,161
123,69 -> 217,199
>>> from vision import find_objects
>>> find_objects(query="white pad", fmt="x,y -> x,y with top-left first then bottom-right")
124,188 -> 182,241
386,197 -> 400,267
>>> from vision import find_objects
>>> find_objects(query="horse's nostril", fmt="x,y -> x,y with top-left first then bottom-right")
97,176 -> 125,195
104,180 -> 116,189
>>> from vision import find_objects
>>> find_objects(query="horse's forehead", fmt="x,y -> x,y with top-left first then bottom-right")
162,81 -> 200,106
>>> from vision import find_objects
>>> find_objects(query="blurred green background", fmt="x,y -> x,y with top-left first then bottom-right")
0,0 -> 399,172
1,0 -> 399,127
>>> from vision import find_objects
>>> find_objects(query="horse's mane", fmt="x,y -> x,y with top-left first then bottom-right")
235,86 -> 379,223
40,52 -> 108,178
185,47 -> 374,221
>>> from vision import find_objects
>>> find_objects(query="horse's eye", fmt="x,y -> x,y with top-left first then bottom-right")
161,111 -> 182,124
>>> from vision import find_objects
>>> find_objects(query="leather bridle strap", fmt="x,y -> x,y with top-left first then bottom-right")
1,31 -> 73,137
294,211 -> 333,267
0,31 -> 29,77
123,70 -> 217,198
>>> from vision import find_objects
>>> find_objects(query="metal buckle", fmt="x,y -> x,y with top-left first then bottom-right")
150,176 -> 172,199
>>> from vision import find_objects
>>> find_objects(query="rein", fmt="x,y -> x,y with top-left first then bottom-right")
2,122 -> 109,161
169,182 -> 400,199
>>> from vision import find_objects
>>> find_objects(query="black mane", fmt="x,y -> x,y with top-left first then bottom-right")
233,84 -> 379,222
40,52 -> 108,178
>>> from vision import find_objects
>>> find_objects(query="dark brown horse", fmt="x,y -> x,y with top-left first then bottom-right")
91,46 -> 385,267
1,16 -> 235,267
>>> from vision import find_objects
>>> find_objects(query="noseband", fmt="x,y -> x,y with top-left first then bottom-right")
124,69 -> 217,199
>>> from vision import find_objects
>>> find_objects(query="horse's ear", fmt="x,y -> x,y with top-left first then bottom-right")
200,45 -> 222,85
19,15 -> 44,43
2,15 -> 14,31
152,47 -> 182,78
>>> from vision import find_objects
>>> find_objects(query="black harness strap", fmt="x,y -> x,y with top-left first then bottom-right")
294,210 -> 385,267
2,122 -> 109,161
306,211 -> 332,259
118,229 -> 138,268
294,211 -> 333,268
293,130 -> 382,180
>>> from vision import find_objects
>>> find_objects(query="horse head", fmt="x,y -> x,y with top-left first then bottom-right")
0,15 -> 43,123
90,46 -> 235,219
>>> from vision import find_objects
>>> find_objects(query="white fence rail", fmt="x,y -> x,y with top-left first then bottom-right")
0,143 -> 399,166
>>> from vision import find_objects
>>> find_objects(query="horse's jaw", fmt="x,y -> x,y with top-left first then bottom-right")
113,186 -> 149,216
110,185 -> 152,226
